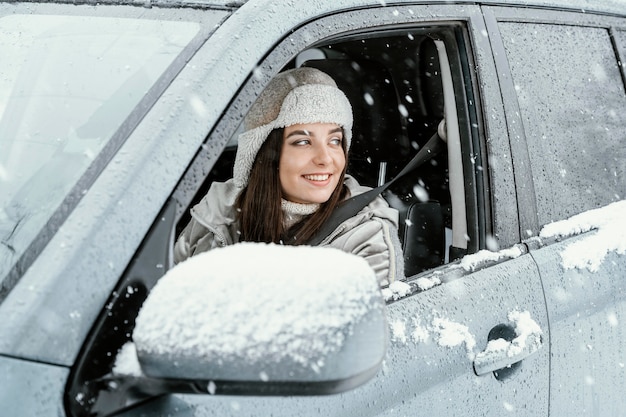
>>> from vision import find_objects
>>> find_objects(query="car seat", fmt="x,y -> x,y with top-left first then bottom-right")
302,58 -> 446,276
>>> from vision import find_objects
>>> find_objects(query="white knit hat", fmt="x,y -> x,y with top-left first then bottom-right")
233,67 -> 353,188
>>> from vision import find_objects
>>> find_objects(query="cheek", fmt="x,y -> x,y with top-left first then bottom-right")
278,149 -> 294,174
278,150 -> 299,186
279,146 -> 313,173
334,151 -> 347,170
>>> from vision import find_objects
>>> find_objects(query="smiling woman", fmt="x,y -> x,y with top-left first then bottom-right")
280,123 -> 346,205
174,67 -> 404,285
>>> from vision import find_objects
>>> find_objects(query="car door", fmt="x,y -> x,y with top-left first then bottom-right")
484,6 -> 626,416
112,3 -> 551,416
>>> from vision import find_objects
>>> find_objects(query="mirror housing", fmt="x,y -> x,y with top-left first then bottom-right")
132,242 -> 388,395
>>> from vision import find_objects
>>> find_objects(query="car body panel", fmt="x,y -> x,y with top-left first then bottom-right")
0,355 -> 68,416
116,253 -> 550,416
0,0 -> 624,416
531,234 -> 626,416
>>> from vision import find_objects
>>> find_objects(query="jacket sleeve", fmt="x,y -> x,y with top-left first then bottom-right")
333,218 -> 405,286
173,218 -> 223,264
174,181 -> 240,264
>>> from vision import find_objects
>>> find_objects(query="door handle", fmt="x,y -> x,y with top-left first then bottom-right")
473,321 -> 543,377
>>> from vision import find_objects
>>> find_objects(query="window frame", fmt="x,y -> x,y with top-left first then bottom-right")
484,5 -> 626,235
172,4 -> 496,270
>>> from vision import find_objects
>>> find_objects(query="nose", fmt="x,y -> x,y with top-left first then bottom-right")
312,144 -> 332,165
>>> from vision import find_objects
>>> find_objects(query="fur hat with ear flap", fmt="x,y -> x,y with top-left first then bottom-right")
233,67 -> 353,188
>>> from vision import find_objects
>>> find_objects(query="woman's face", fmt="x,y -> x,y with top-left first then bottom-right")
279,123 -> 346,204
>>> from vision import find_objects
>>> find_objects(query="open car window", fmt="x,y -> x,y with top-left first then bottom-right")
178,25 -> 484,279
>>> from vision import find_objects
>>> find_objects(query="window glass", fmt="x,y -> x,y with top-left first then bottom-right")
0,14 -> 199,284
499,22 -> 626,225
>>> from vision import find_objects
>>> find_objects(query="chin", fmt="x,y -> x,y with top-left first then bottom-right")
302,193 -> 333,204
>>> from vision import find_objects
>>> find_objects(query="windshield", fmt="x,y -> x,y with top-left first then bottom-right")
0,14 -> 199,285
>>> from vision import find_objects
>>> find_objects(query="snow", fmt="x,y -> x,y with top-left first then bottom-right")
207,381 -> 217,395
382,200 -> 624,304
382,280 -> 411,301
381,273 -> 441,302
415,275 -> 442,291
389,309 -> 543,373
411,318 -> 429,344
508,309 -> 542,348
390,319 -> 408,343
539,200 -> 626,272
112,342 -> 143,377
503,401 -> 515,412
132,242 -> 382,377
473,310 -> 543,370
431,317 -> 476,358
458,246 -> 524,272
607,312 -> 619,327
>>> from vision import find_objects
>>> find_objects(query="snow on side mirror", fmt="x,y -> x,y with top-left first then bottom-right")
132,242 -> 388,396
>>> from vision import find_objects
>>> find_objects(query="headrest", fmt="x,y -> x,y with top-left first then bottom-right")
302,59 -> 411,163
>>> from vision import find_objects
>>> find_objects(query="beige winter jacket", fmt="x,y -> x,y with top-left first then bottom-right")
174,176 -> 404,286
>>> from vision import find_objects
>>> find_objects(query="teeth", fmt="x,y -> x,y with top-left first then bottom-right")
305,174 -> 330,181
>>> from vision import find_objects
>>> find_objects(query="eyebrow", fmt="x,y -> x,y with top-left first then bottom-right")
285,127 -> 343,139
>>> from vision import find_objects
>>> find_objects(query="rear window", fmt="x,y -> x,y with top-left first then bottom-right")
0,14 -> 199,285
498,22 -> 626,225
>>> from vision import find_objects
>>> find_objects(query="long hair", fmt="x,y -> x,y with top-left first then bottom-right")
236,127 -> 349,245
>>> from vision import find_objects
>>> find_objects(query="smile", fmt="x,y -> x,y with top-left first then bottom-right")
303,174 -> 331,181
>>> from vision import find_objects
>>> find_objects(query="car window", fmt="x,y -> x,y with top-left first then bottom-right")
177,26 -> 483,278
498,22 -> 626,226
0,14 -> 199,286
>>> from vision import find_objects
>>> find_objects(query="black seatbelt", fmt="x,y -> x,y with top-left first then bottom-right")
306,131 -> 445,246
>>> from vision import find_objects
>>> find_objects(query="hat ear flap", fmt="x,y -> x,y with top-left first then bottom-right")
234,124 -> 275,188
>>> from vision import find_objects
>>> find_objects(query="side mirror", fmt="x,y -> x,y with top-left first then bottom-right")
132,242 -> 388,396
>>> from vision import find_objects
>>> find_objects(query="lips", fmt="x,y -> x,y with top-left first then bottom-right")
303,174 -> 331,181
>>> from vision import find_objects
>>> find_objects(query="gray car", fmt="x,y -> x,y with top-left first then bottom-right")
1,0 -> 625,416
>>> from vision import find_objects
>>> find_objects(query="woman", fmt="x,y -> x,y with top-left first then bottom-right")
174,67 -> 404,285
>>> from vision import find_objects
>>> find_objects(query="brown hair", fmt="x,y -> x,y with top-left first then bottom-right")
236,128 -> 349,244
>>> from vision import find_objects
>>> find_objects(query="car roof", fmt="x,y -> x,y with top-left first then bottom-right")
13,0 -> 626,16
12,0 -> 244,9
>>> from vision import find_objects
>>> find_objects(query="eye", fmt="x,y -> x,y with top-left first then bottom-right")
292,138 -> 311,146
329,137 -> 343,146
